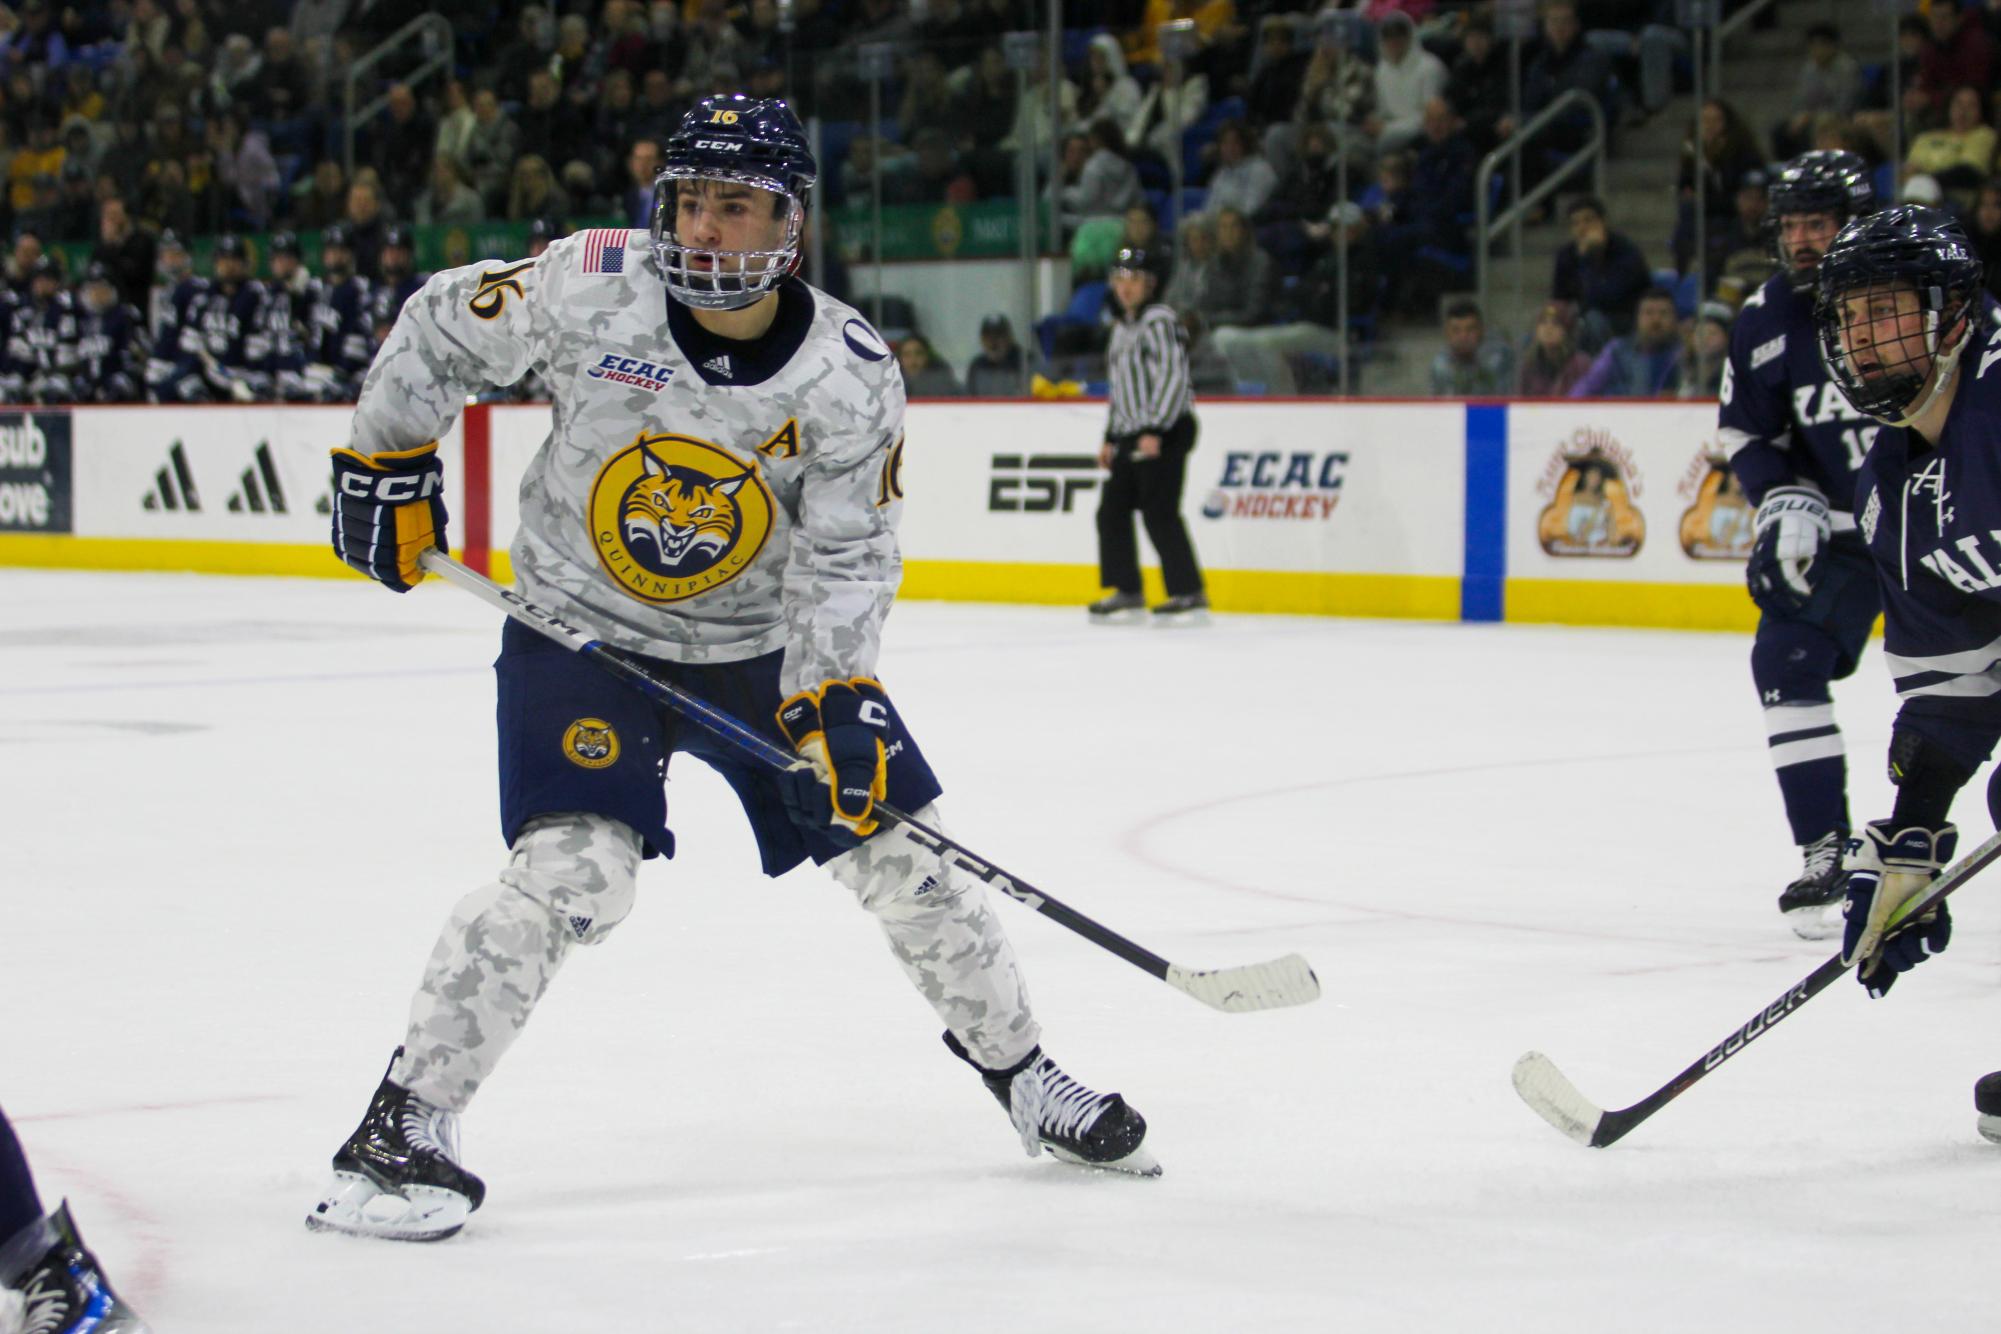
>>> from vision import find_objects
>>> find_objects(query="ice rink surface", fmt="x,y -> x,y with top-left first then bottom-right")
5,568 -> 1999,1332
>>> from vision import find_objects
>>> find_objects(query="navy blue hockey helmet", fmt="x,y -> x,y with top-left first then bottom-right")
1768,150 -> 1877,291
382,225 -> 412,252
651,93 -> 817,310
321,223 -> 352,252
1815,204 -> 1983,424
269,230 -> 301,258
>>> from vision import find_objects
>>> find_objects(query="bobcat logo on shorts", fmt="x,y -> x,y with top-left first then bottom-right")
563,717 -> 621,769
587,431 -> 774,603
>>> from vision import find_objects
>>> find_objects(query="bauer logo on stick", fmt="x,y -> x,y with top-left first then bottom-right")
587,431 -> 774,603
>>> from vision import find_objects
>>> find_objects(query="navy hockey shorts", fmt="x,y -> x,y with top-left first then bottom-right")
494,617 -> 943,876
1751,531 -> 1883,702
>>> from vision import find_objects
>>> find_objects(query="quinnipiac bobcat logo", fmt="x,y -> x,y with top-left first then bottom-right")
1535,429 -> 1645,558
587,431 -> 773,603
563,718 -> 620,769
1677,443 -> 1754,560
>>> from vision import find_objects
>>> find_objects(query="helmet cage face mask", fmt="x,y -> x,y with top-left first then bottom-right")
1817,279 -> 1954,422
649,168 -> 806,311
1815,206 -> 1982,425
1767,151 -> 1875,292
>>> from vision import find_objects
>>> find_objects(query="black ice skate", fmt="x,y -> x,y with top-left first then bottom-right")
306,1050 -> 486,1242
1150,592 -> 1210,625
1777,832 -> 1847,940
0,1200 -> 152,1334
1087,590 -> 1146,623
945,1032 -> 1160,1176
1975,1072 -> 2001,1145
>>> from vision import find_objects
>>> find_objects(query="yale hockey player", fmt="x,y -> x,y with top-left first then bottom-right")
1717,151 -> 1887,936
307,95 -> 1156,1243
1815,204 -> 2001,1138
73,263 -> 148,404
0,1104 -> 150,1333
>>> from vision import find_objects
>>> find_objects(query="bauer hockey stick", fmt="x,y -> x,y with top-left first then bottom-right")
418,550 -> 1320,1014
1513,827 -> 2001,1147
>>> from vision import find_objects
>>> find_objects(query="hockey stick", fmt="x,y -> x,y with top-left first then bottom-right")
1513,827 -> 2001,1147
417,550 -> 1320,1014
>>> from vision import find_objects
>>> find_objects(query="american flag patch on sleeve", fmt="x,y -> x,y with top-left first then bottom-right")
582,229 -> 627,275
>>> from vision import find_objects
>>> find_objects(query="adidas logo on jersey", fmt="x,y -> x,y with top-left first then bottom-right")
702,355 -> 732,378
225,442 -> 290,514
140,441 -> 202,511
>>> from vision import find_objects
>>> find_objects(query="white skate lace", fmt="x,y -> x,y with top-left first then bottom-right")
1006,1058 -> 1110,1159
398,1096 -> 463,1164
1802,833 -> 1843,879
18,1270 -> 63,1334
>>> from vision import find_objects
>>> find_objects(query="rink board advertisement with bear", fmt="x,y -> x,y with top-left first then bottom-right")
0,399 -> 1766,630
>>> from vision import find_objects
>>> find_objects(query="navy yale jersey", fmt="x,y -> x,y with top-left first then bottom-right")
1720,273 -> 1876,514
1853,313 -> 2001,711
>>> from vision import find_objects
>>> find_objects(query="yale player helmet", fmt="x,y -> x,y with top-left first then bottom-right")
1768,150 -> 1876,291
1815,204 -> 1982,424
651,93 -> 816,311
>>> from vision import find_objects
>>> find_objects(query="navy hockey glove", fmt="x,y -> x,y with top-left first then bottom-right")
1746,485 -> 1830,615
331,442 -> 449,593
1840,821 -> 1957,998
776,678 -> 891,847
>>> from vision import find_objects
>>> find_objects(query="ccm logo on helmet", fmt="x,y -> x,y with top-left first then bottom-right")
692,139 -> 744,152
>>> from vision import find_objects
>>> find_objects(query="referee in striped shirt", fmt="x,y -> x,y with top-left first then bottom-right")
1090,245 -> 1208,622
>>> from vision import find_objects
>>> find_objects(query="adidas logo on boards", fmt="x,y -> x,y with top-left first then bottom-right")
703,355 -> 732,378
141,441 -> 201,511
226,442 -> 289,513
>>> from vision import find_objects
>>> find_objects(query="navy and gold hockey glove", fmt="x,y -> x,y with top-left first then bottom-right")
776,678 -> 891,847
1841,821 -> 1957,998
331,442 -> 449,593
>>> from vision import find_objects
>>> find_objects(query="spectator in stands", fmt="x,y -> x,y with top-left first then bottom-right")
210,110 -> 279,230
966,313 -> 1026,397
892,128 -> 977,206
344,179 -> 390,281
1429,298 -> 1514,396
1969,177 -> 2001,300
1212,200 -> 1375,394
415,155 -> 483,226
951,48 -> 1017,155
465,87 -> 523,212
625,136 -> 661,227
1523,0 -> 1611,159
1368,11 -> 1446,157
138,157 -> 193,236
96,117 -> 145,199
209,32 -> 261,113
291,158 -> 346,230
1082,33 -> 1144,135
1165,211 -> 1218,319
250,26 -> 308,125
9,118 -> 59,213
1005,57 -> 1078,156
1449,11 -> 1510,154
1678,98 -> 1764,235
1517,298 -> 1592,396
1920,1 -> 1993,117
494,6 -> 555,105
508,154 -> 572,223
897,334 -> 964,397
1204,119 -> 1277,222
1581,2 -> 1687,125
1254,118 -> 1342,271
368,83 -> 434,209
51,156 -> 92,240
1292,19 -> 1373,173
1553,194 -> 1650,344
1245,16 -> 1309,131
1126,54 -> 1206,165
1774,22 -> 1862,161
1197,207 -> 1274,335
1682,299 -> 1732,398
90,196 -> 152,311
1570,286 -> 1685,397
435,77 -> 476,168
1052,125 -> 1141,236
520,69 -> 587,184
1905,84 -> 1996,205
1711,168 -> 1776,306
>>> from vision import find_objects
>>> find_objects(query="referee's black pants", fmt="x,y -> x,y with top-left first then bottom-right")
1096,413 -> 1204,598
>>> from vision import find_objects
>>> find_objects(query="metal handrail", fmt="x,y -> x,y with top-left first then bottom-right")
343,13 -> 454,178
1474,88 -> 1607,332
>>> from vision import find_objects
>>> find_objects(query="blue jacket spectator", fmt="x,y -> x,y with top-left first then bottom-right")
1570,288 -> 1686,397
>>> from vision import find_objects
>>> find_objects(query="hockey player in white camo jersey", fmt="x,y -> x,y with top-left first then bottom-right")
307,94 -> 1157,1244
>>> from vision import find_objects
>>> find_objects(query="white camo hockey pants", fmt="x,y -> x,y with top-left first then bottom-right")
390,805 -> 1041,1111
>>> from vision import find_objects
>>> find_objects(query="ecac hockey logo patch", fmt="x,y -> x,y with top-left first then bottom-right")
587,431 -> 773,603
563,717 -> 621,769
586,353 -> 675,393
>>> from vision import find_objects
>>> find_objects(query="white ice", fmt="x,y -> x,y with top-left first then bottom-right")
3,568 -> 1997,1332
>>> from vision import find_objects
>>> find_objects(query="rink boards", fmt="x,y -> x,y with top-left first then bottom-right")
0,398 -> 1759,630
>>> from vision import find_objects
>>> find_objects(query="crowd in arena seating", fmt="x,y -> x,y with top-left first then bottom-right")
2,0 -> 2001,404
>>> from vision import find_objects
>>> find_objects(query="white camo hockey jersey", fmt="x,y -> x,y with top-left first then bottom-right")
347,227 -> 907,694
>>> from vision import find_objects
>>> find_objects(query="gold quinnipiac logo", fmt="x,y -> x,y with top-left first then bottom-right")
1677,442 -> 1754,560
588,431 -> 774,603
1536,429 -> 1645,558
563,718 -> 620,769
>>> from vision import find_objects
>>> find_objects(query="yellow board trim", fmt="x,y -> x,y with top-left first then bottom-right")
898,559 -> 1461,620
1504,578 -> 1760,631
0,535 -> 464,580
